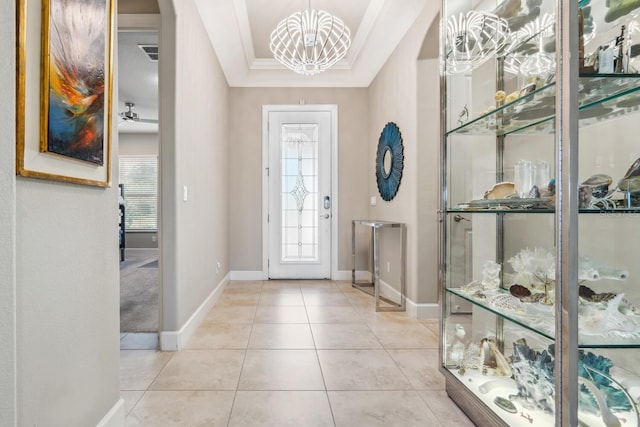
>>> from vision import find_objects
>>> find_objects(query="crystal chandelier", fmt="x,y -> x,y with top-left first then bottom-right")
269,2 -> 351,76
445,10 -> 510,73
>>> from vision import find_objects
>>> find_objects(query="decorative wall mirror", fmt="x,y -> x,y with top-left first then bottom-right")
375,122 -> 404,201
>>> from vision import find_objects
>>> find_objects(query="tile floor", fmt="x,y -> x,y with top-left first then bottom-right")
120,280 -> 474,426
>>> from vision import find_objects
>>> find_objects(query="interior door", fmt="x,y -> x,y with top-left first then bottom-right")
267,110 -> 332,279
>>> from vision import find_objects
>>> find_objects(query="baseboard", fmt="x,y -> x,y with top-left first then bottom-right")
96,398 -> 125,427
378,278 -> 402,301
335,270 -> 372,281
408,300 -> 440,319
231,271 -> 373,281
371,278 -> 440,320
160,272 -> 230,351
230,271 -> 264,281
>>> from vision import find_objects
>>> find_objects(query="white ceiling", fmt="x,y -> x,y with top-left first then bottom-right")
117,31 -> 159,133
117,0 -> 427,132
195,0 -> 427,87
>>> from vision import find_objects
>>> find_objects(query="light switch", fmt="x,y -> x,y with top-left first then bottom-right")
370,196 -> 377,206
183,185 -> 188,202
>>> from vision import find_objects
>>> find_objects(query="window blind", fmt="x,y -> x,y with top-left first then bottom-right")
119,156 -> 158,231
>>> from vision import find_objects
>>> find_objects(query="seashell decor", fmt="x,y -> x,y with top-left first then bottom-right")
484,182 -> 516,199
618,157 -> 640,194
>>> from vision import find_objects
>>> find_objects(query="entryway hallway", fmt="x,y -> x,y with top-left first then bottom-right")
120,279 -> 473,426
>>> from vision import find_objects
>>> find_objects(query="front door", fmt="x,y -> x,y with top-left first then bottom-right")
266,108 -> 332,279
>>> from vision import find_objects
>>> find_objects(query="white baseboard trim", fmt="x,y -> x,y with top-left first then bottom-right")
361,278 -> 440,320
160,272 -> 230,351
407,300 -> 440,319
379,279 -> 439,319
230,271 -> 264,281
335,270 -> 372,281
96,398 -> 125,427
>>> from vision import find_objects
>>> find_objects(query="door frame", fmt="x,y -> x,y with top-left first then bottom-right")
117,14 -> 164,337
262,104 -> 339,280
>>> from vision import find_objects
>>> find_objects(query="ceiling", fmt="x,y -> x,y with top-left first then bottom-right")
117,0 -> 428,132
117,31 -> 159,133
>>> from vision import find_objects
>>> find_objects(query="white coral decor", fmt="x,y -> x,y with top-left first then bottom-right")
508,247 -> 555,291
481,260 -> 501,289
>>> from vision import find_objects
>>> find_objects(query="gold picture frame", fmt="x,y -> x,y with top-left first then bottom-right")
16,0 -> 114,187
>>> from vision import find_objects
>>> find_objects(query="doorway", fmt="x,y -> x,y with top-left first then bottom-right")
117,22 -> 161,349
262,105 -> 339,280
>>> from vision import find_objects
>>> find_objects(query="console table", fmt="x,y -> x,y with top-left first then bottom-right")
351,220 -> 406,312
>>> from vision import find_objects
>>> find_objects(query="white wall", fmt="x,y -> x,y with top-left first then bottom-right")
368,2 -> 439,305
158,0 -> 230,333
0,0 -> 17,423
228,88 -> 370,274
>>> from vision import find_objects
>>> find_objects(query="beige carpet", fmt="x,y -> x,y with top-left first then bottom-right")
120,258 -> 158,332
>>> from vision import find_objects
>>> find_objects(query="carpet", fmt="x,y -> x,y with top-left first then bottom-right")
139,259 -> 158,268
120,258 -> 158,332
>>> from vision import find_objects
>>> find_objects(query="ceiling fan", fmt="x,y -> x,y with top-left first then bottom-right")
119,102 -> 158,124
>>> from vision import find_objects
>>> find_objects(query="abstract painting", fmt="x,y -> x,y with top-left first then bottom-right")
41,0 -> 109,165
16,0 -> 114,186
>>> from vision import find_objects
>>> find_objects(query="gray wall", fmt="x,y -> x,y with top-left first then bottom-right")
159,0 -> 230,332
367,4 -> 439,304
228,88 -> 370,273
118,0 -> 159,14
119,132 -> 158,155
416,57 -> 441,305
17,182 -> 121,426
0,0 -> 17,423
14,2 -> 121,425
226,7 -> 445,309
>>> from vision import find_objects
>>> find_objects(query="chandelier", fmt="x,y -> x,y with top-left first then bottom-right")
445,10 -> 510,73
269,3 -> 351,76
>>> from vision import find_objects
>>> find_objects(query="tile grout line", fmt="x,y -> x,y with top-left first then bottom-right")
306,294 -> 338,427
226,281 -> 263,427
122,280 -> 463,424
125,347 -> 175,417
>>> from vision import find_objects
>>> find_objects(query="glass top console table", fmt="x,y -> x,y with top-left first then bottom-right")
351,220 -> 406,312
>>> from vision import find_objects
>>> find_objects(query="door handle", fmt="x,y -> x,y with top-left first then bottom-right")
320,213 -> 330,219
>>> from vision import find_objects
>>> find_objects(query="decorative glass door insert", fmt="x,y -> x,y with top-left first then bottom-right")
281,124 -> 319,262
267,109 -> 332,279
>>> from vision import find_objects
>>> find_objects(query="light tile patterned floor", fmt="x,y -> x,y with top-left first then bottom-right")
121,280 -> 474,427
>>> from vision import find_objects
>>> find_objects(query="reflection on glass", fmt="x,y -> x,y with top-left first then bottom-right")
383,147 -> 392,178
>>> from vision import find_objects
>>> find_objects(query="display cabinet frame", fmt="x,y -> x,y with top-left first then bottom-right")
438,1 -> 640,425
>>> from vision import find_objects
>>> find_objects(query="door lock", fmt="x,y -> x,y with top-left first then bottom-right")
324,195 -> 331,209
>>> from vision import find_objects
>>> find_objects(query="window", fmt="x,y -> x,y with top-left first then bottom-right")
119,156 -> 158,231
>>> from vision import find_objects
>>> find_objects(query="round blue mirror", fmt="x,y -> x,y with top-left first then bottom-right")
375,122 -> 404,201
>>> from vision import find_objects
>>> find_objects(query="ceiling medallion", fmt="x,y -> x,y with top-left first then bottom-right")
269,3 -> 351,76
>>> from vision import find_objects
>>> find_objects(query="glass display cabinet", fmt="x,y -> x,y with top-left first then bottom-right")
439,0 -> 640,425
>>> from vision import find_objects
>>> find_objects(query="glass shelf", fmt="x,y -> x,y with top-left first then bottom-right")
440,365 -> 640,427
446,75 -> 640,136
448,207 -> 640,214
446,288 -> 640,348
